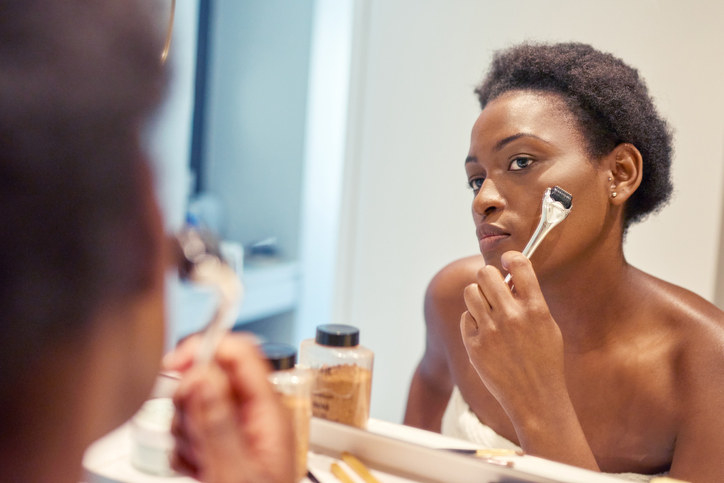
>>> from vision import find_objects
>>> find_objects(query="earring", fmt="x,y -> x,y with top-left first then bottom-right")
608,176 -> 617,198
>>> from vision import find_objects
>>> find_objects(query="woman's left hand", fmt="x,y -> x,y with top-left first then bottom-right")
165,333 -> 295,483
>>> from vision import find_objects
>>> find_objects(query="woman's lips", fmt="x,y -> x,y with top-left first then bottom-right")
477,225 -> 510,251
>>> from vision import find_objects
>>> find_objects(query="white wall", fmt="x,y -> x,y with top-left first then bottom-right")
296,0 -> 356,343
149,0 -> 199,231
336,0 -> 724,423
146,0 -> 201,347
202,0 -> 314,257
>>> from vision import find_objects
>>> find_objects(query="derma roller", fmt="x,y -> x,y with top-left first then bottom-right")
504,186 -> 573,285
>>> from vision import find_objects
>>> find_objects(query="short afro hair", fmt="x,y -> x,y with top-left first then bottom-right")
475,42 -> 673,228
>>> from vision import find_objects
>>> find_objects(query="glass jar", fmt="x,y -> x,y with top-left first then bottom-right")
261,343 -> 312,482
298,324 -> 374,429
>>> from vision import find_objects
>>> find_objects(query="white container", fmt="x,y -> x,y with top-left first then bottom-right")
128,373 -> 180,476
298,324 -> 373,429
129,397 -> 176,476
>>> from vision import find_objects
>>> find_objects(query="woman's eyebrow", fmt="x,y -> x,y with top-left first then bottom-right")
465,132 -> 553,165
494,132 -> 551,151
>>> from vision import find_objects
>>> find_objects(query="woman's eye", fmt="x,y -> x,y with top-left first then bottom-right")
468,177 -> 484,192
508,156 -> 534,171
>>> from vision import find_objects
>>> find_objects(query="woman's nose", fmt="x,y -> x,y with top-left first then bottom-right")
472,179 -> 505,217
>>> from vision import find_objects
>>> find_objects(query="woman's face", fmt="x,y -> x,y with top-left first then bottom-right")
466,90 -> 611,278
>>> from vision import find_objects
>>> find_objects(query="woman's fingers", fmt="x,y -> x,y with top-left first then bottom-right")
474,264 -> 514,312
213,334 -> 296,476
463,282 -> 489,314
171,402 -> 200,476
162,333 -> 202,372
501,251 -> 545,304
170,440 -> 200,480
213,334 -> 275,404
173,365 -> 250,482
460,310 -> 479,338
462,264 -> 514,331
191,375 -> 248,474
169,333 -> 295,483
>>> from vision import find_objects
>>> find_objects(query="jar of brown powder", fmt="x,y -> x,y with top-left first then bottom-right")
262,342 -> 312,482
298,324 -> 373,429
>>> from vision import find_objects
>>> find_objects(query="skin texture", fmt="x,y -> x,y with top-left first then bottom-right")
404,90 -> 724,481
165,334 -> 296,483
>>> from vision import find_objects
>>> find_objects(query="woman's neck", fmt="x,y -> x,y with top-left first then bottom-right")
0,390 -> 89,483
0,443 -> 85,483
539,235 -> 639,352
0,346 -> 102,483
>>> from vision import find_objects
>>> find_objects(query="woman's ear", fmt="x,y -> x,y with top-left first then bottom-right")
606,143 -> 643,205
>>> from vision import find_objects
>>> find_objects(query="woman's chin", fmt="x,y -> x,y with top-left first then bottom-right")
480,254 -> 504,273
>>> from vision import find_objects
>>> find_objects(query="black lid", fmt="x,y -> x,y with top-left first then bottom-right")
315,324 -> 359,347
261,342 -> 297,370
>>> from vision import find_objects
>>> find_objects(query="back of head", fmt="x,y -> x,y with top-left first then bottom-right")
475,42 -> 673,229
0,0 -> 165,440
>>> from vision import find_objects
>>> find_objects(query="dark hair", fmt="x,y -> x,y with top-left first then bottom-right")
475,42 -> 673,228
0,0 -> 166,419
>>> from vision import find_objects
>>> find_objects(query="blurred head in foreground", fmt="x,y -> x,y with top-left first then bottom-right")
0,0 -> 168,480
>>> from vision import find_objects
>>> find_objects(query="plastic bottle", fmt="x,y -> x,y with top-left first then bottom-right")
298,324 -> 374,429
262,342 -> 312,482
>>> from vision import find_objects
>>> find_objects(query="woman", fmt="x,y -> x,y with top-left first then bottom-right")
0,1 -> 293,482
404,43 -> 724,482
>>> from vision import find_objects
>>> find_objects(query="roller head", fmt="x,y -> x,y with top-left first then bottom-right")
550,186 -> 572,209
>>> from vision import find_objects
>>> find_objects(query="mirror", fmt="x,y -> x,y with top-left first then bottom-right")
160,1 -> 724,426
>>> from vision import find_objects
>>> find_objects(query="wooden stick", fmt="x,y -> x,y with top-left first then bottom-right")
341,452 -> 381,483
330,462 -> 355,483
444,447 -> 523,457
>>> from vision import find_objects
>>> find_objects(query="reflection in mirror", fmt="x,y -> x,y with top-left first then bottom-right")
186,1 -> 351,353
152,2 -> 724,437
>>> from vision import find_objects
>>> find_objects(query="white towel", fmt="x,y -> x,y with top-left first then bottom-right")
441,386 -> 521,451
440,386 -> 663,482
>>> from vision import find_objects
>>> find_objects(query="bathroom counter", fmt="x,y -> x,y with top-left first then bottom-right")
84,417 -> 628,483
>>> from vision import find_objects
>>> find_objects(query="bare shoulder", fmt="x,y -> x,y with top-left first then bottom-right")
425,255 -> 484,315
644,273 -> 724,339
639,277 -> 724,479
640,271 -> 724,380
405,257 -> 485,428
423,255 -> 484,347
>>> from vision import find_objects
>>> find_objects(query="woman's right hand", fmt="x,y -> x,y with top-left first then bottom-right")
459,251 -> 599,471
460,251 -> 567,414
167,333 -> 295,483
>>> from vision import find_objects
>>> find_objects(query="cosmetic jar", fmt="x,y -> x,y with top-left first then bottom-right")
128,373 -> 182,476
262,342 -> 312,482
130,397 -> 176,476
298,324 -> 374,429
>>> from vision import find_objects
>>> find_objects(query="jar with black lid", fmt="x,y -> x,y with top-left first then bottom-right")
261,342 -> 311,482
298,324 -> 373,429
